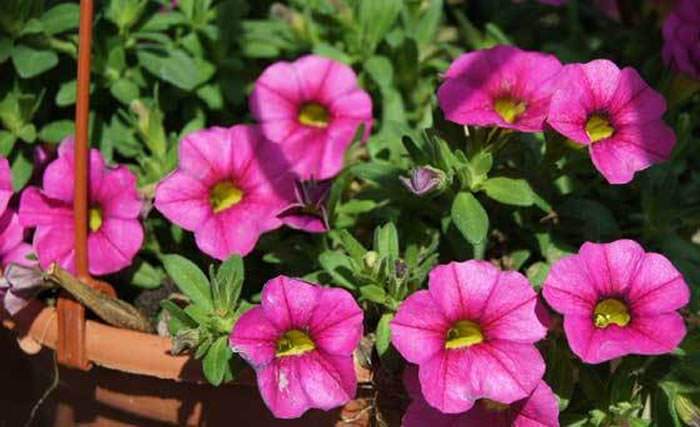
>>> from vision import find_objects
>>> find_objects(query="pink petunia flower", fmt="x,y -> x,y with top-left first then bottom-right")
230,276 -> 363,419
662,0 -> 700,80
437,45 -> 562,133
0,157 -> 32,268
542,239 -> 689,364
249,55 -> 373,180
154,125 -> 295,260
547,59 -> 675,184
390,260 -> 547,414
402,365 -> 559,427
18,138 -> 143,275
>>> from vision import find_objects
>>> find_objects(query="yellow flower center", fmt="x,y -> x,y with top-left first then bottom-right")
594,298 -> 631,328
209,181 -> 243,213
494,96 -> 527,124
276,329 -> 316,357
89,206 -> 103,232
482,399 -> 510,412
445,320 -> 484,349
585,115 -> 614,142
298,102 -> 330,128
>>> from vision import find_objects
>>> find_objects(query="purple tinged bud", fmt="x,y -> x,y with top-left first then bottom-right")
400,166 -> 446,196
279,179 -> 332,233
1,264 -> 50,315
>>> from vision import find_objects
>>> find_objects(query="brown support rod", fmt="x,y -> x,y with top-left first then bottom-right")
57,0 -> 95,370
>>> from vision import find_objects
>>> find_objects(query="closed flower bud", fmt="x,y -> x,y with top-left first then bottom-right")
400,166 -> 446,197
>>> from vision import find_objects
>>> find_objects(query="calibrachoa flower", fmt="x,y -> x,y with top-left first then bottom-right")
155,125 -> 295,260
391,260 -> 547,414
0,157 -> 32,268
662,0 -> 700,79
547,59 -> 675,184
437,45 -> 562,133
402,366 -> 559,427
1,264 -> 47,315
19,138 -> 143,275
249,54 -> 373,180
278,179 -> 331,233
230,276 -> 363,419
542,239 -> 689,364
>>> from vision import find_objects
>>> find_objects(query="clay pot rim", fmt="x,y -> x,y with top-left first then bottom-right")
1,301 -> 372,384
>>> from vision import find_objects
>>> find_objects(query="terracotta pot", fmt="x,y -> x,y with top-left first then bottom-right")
1,302 -> 373,426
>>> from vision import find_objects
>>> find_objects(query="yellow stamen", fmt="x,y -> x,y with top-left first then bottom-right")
445,320 -> 484,349
89,206 -> 103,232
276,329 -> 316,357
298,102 -> 330,128
585,115 -> 614,142
209,181 -> 243,213
594,298 -> 631,328
494,96 -> 527,124
482,399 -> 510,412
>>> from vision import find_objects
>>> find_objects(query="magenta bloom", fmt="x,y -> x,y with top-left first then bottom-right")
250,55 -> 373,180
390,260 -> 547,414
402,366 -> 559,427
230,276 -> 363,419
155,125 -> 295,260
547,59 -> 675,184
662,0 -> 700,79
437,45 -> 562,133
0,157 -> 32,268
543,240 -> 689,364
18,139 -> 143,275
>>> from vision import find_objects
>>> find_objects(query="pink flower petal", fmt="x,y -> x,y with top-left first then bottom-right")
178,127 -> 234,184
297,351 -> 356,410
0,212 -> 24,256
18,187 -> 73,227
579,59 -> 621,107
256,357 -> 312,419
609,68 -> 667,125
391,290 -> 450,364
309,287 -> 363,355
43,138 -> 105,203
1,242 -> 33,268
87,218 -> 143,275
33,224 -> 75,272
154,170 -> 211,231
96,166 -> 143,219
542,254 -> 598,315
629,253 -> 690,315
0,157 -> 13,214
230,306 -> 279,367
261,276 -> 320,331
428,260 -> 501,323
418,350 -> 478,414
578,240 -> 645,296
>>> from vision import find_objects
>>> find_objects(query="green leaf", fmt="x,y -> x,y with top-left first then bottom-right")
374,223 -> 399,258
318,251 -> 356,289
41,3 -> 80,35
161,254 -> 213,311
358,0 -> 402,52
360,285 -> 386,304
11,45 -> 58,78
56,80 -> 77,106
334,230 -> 367,263
215,255 -> 244,309
137,49 -> 210,91
11,151 -> 33,191
526,262 -> 550,289
0,131 -> 15,156
161,300 -> 197,334
375,313 -> 393,356
0,38 -> 12,64
38,120 -> 74,143
482,177 -> 535,206
202,336 -> 232,386
110,78 -> 139,105
451,192 -> 489,245
16,124 -> 36,143
130,260 -> 165,289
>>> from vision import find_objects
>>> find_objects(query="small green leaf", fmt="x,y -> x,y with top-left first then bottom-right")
357,0 -> 402,52
38,120 -> 74,143
130,260 -> 165,289
110,78 -> 139,105
334,230 -> 367,263
0,38 -> 12,64
0,131 -> 15,156
375,313 -> 394,356
56,80 -> 77,106
318,251 -> 356,289
374,223 -> 399,258
202,336 -> 232,386
11,151 -> 33,191
215,255 -> 244,309
162,254 -> 213,311
482,177 -> 535,206
161,300 -> 197,334
451,192 -> 489,245
11,45 -> 58,79
360,285 -> 386,304
41,3 -> 80,35
137,49 -> 210,91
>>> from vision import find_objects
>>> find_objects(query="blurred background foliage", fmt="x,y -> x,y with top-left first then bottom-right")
1,0 -> 699,423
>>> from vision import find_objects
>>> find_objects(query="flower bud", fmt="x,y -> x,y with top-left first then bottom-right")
400,166 -> 446,197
